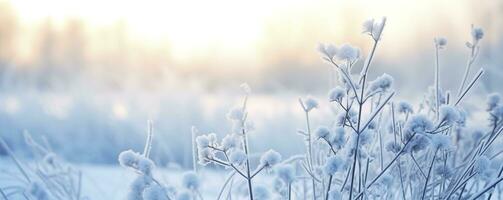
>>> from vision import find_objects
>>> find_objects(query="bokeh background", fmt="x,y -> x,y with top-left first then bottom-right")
0,0 -> 502,166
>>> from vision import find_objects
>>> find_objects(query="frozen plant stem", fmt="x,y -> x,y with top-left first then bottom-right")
0,137 -> 31,183
454,68 -> 484,106
457,44 -> 478,97
421,148 -> 439,200
143,120 -> 154,158
325,175 -> 333,200
349,38 -> 381,200
240,95 -> 254,200
191,126 -> 198,172
435,45 -> 440,120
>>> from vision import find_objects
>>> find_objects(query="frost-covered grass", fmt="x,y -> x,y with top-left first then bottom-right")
1,18 -> 503,200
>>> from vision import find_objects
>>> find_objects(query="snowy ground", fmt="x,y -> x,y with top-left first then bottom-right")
0,159 -> 274,200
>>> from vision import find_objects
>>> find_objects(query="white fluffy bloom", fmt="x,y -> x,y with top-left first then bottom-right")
143,185 -> 169,200
329,87 -> 346,102
369,73 -> 393,93
324,156 -> 345,175
317,43 -> 338,60
330,127 -> 346,149
221,134 -> 241,150
302,96 -> 319,112
315,126 -> 331,139
327,190 -> 342,200
362,17 -> 386,40
182,171 -> 201,190
195,135 -> 210,149
434,37 -> 447,48
404,114 -> 434,135
335,43 -> 360,61
229,149 -> 247,165
406,134 -> 430,153
275,164 -> 295,183
260,149 -> 282,167
397,101 -> 413,114
207,133 -> 217,144
471,26 -> 484,41
197,148 -> 214,165
119,150 -> 140,168
487,93 -> 501,111
128,175 -> 152,200
362,19 -> 375,34
240,83 -> 251,94
430,134 -> 452,150
227,107 -> 245,121
439,105 -> 460,125
138,157 -> 155,175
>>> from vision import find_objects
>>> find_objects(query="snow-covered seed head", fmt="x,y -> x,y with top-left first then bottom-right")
430,134 -> 452,150
487,93 -> 501,111
207,133 -> 217,144
439,105 -> 460,125
369,73 -> 394,93
182,171 -> 201,191
434,37 -> 447,48
143,184 -> 169,200
397,101 -> 414,114
406,134 -> 431,153
195,135 -> 210,149
227,107 -> 245,121
404,114 -> 434,135
335,43 -> 360,62
138,157 -> 155,176
253,185 -> 271,200
197,148 -> 214,166
471,26 -> 484,41
317,43 -> 338,60
260,149 -> 282,168
324,156 -> 345,175
240,83 -> 252,94
327,190 -> 342,200
128,175 -> 152,200
221,134 -> 241,150
302,96 -> 319,112
362,17 -> 386,41
26,181 -> 50,200
275,164 -> 295,183
328,86 -> 346,102
119,150 -> 141,169
315,126 -> 331,140
229,149 -> 247,165
330,127 -> 346,149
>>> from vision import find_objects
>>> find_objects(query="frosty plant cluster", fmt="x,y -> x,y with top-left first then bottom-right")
190,17 -> 503,200
114,18 -> 503,200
